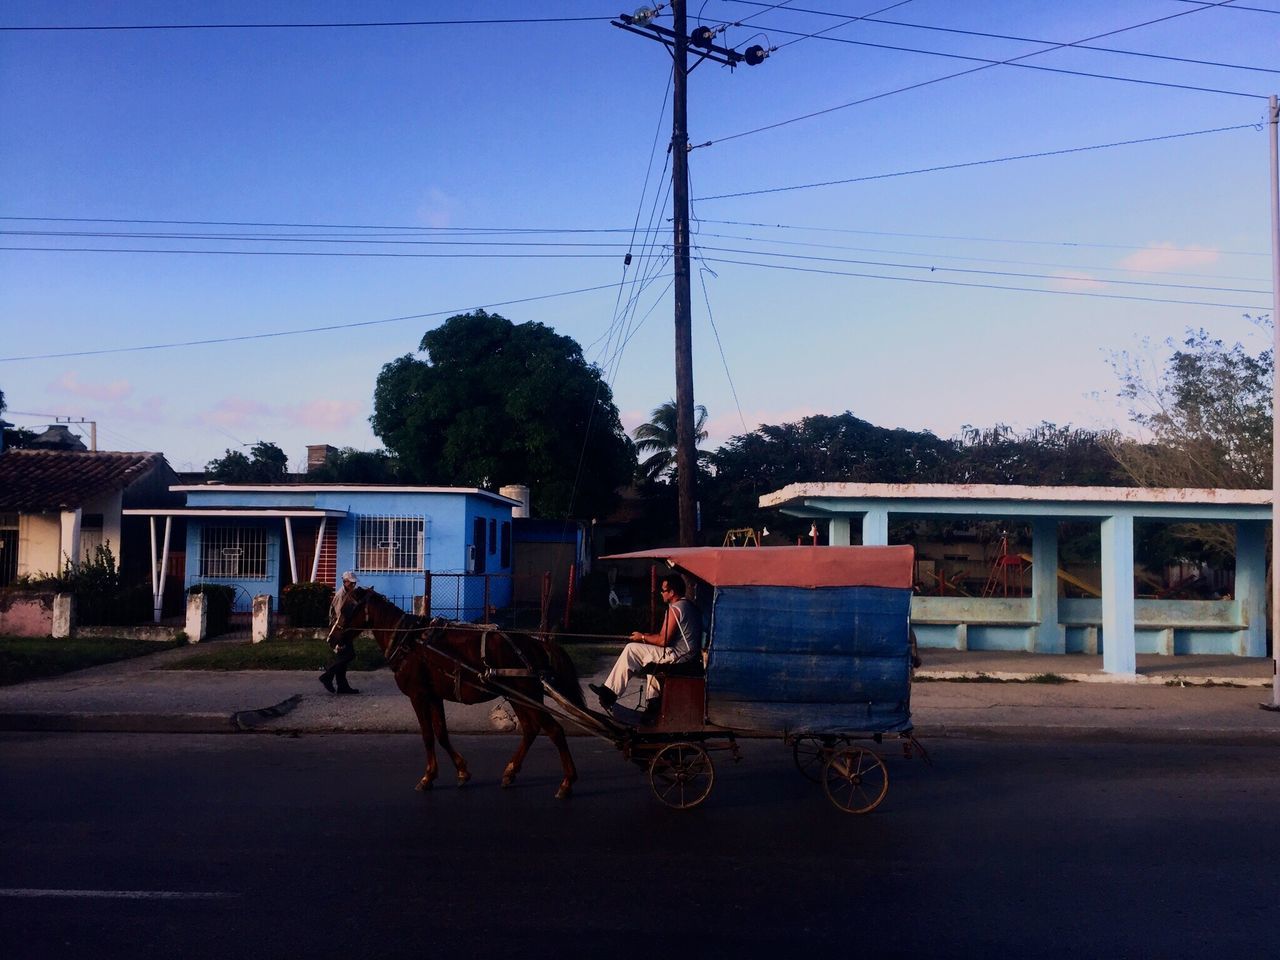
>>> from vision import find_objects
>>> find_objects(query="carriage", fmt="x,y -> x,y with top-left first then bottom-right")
567,545 -> 927,812
336,545 -> 927,813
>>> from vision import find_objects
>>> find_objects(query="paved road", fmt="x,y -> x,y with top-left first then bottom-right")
4,732 -> 1279,958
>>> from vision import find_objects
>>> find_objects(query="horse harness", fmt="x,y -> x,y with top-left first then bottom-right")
379,611 -> 543,701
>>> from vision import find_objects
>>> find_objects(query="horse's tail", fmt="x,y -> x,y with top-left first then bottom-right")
539,636 -> 587,710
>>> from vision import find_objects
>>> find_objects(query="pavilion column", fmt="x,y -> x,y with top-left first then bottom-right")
861,508 -> 889,546
59,508 -> 83,568
1031,517 -> 1063,653
828,517 -> 851,546
1234,519 -> 1268,656
1100,513 -> 1136,675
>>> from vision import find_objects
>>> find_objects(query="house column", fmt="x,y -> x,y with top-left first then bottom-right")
1031,517 -> 1063,653
1100,512 -> 1136,675
59,509 -> 82,568
861,508 -> 889,546
828,517 -> 851,546
1234,519 -> 1268,657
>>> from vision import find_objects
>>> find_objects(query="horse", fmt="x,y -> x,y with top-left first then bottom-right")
334,587 -> 587,799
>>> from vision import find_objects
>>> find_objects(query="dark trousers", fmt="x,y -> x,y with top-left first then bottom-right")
321,642 -> 355,691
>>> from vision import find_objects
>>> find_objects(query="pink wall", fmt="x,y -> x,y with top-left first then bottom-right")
0,593 -> 54,637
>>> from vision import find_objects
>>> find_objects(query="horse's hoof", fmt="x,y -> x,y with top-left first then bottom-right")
456,770 -> 471,786
555,784 -> 572,800
501,776 -> 515,789
415,778 -> 433,792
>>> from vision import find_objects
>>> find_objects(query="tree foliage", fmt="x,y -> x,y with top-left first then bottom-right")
952,422 -> 1129,486
1109,325 -> 1272,489
206,441 -> 290,482
633,399 -> 709,483
703,412 -> 1128,540
370,310 -> 634,518
307,447 -> 403,484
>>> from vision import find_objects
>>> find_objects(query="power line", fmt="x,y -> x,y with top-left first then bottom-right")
708,0 -> 1255,145
699,218 -> 1270,257
0,15 -> 612,32
697,121 -> 1260,200
769,0 -> 919,52
724,24 -> 1266,101
1170,0 -> 1280,13
698,254 -> 1271,310
0,278 -> 655,363
5,212 -> 1267,260
691,244 -> 1269,294
694,230 -> 1268,283
0,246 -> 637,259
724,1 -> 1280,75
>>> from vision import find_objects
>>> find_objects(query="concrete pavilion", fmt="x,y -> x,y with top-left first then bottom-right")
760,483 -> 1271,676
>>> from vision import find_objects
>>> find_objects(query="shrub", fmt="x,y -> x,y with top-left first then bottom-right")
281,581 -> 335,627
188,583 -> 235,635
6,544 -> 152,626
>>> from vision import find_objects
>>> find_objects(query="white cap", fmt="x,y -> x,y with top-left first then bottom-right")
342,570 -> 357,583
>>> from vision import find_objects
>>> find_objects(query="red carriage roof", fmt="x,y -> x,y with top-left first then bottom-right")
599,546 -> 915,589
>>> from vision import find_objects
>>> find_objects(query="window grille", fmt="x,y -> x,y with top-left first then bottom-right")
200,525 -> 269,580
356,516 -> 425,572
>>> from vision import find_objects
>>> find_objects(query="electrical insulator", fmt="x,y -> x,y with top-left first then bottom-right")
690,26 -> 715,48
744,44 -> 769,66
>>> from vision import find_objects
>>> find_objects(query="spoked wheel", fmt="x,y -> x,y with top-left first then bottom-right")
648,741 -> 715,810
793,735 -> 840,783
822,746 -> 889,814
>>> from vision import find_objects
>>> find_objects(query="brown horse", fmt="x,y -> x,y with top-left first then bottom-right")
335,587 -> 587,799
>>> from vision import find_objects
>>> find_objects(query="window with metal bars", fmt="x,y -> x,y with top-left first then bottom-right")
200,525 -> 269,579
355,516 -> 424,572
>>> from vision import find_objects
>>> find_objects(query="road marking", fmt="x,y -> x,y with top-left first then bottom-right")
0,888 -> 236,900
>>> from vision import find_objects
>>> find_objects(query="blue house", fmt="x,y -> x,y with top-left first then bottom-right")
126,483 -> 519,619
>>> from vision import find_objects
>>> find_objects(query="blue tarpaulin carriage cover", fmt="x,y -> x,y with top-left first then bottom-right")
602,547 -> 916,736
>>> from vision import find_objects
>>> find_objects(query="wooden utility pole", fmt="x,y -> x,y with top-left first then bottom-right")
670,0 -> 696,546
611,2 -> 768,546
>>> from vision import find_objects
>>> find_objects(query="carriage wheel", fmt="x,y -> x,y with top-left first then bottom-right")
648,741 -> 715,810
822,746 -> 889,814
792,735 -> 842,783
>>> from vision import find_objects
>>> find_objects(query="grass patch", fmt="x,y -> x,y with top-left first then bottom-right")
915,671 -> 1076,684
1164,677 -> 1246,688
164,637 -> 386,672
0,636 -> 181,686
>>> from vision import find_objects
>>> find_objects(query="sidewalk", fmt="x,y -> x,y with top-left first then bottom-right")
1,641 -> 1278,743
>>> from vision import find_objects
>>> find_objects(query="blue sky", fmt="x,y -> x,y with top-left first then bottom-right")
0,0 -> 1274,473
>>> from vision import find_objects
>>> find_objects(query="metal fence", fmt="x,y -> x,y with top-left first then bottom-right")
382,572 -> 558,629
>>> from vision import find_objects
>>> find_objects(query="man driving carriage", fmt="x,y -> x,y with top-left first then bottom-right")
590,573 -> 702,717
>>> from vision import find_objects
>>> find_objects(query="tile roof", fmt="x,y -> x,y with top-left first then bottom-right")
0,450 -> 167,511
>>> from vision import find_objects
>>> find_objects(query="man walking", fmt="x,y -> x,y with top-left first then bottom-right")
320,570 -> 360,695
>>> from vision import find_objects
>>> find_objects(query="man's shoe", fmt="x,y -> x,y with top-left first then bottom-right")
588,683 -> 617,709
335,686 -> 360,695
319,674 -> 335,693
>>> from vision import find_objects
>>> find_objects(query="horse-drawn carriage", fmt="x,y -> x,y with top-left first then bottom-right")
334,545 -> 927,813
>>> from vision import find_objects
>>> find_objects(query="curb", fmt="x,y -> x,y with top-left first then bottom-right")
0,712 -> 238,734
914,723 -> 1280,745
915,670 -> 1270,687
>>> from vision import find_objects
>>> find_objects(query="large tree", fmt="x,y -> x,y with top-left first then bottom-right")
1107,323 -> 1272,561
206,441 -> 289,482
706,412 -> 958,533
1109,325 -> 1271,489
370,310 -> 635,518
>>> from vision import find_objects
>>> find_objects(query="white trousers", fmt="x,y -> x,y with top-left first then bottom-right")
603,642 -> 676,700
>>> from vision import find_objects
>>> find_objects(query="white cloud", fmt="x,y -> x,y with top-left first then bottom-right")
1118,243 -> 1219,274
278,399 -> 363,431
51,371 -> 133,402
416,187 -> 456,229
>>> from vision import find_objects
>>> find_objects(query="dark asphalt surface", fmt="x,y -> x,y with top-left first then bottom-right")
3,732 -> 1279,959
